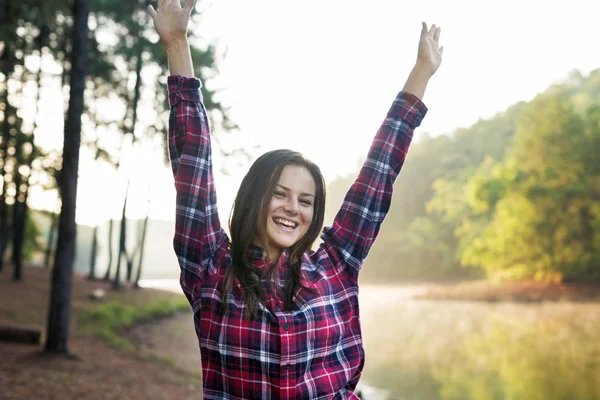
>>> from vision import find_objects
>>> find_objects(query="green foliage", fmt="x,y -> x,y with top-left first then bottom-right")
79,296 -> 189,350
326,69 -> 600,282
459,90 -> 600,281
23,208 -> 41,259
3,204 -> 42,261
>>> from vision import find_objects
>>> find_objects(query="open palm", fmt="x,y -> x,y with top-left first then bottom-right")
148,0 -> 195,46
417,22 -> 443,75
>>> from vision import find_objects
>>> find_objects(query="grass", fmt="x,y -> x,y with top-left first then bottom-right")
79,296 -> 190,351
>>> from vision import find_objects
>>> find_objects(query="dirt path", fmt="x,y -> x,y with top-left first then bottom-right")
0,266 -> 203,400
0,337 -> 202,400
125,311 -> 202,375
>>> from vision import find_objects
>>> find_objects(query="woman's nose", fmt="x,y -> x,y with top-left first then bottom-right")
284,198 -> 299,214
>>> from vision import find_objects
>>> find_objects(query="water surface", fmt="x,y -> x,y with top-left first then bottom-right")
358,286 -> 600,400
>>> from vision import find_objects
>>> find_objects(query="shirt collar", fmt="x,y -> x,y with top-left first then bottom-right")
247,244 -> 266,261
247,245 -> 290,264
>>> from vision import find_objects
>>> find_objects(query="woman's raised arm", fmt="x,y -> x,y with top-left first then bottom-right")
320,23 -> 444,280
149,0 -> 227,299
148,0 -> 195,77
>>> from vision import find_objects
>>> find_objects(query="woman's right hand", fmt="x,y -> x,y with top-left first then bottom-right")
148,0 -> 195,48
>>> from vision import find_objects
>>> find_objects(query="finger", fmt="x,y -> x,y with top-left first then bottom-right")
429,24 -> 437,36
184,0 -> 196,14
421,22 -> 428,36
434,26 -> 441,42
158,0 -> 167,8
147,4 -> 158,19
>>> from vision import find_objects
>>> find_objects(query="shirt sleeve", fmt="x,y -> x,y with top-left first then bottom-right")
167,75 -> 227,299
319,91 -> 428,280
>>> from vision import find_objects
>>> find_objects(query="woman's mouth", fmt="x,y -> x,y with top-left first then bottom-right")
273,217 -> 298,231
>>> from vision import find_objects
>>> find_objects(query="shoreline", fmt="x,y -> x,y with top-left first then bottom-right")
415,279 -> 600,302
139,276 -> 600,303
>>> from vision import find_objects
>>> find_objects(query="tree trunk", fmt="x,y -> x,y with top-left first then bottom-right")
43,18 -> 70,272
112,215 -> 125,289
134,174 -> 153,289
12,198 -> 30,280
45,0 -> 90,354
103,217 -> 114,280
117,47 -> 143,284
133,214 -> 149,288
12,172 -> 23,281
88,225 -> 98,280
12,28 -> 45,276
0,0 -> 6,21
0,48 -> 14,271
44,209 -> 58,268
0,104 -> 9,271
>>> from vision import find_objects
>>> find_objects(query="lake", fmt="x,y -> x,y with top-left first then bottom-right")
358,286 -> 600,400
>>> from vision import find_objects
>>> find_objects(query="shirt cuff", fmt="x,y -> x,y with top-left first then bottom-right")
167,75 -> 202,107
388,91 -> 428,128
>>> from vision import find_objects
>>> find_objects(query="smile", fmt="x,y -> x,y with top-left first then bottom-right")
273,217 -> 298,230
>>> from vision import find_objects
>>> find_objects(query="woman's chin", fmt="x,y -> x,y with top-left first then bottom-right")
272,238 -> 296,250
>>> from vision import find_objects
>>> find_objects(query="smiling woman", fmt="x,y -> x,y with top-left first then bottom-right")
266,164 -> 318,256
225,149 -> 326,320
147,0 -> 443,397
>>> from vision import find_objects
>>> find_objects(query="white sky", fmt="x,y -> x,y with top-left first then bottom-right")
27,0 -> 600,225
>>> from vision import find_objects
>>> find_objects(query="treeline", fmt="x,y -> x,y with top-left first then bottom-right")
0,0 -> 235,285
325,69 -> 600,283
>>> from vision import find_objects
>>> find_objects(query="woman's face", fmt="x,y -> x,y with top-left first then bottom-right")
262,164 -> 316,261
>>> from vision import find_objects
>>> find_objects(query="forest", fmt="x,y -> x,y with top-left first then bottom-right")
326,69 -> 600,283
0,0 -> 236,354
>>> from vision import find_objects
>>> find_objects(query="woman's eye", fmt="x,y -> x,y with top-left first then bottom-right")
274,191 -> 285,198
300,199 -> 312,206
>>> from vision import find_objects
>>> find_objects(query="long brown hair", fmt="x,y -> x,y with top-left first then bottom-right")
223,149 -> 326,318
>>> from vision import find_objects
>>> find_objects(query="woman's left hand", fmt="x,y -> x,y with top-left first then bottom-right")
416,22 -> 444,77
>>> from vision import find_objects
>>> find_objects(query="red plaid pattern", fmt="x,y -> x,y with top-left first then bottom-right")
167,75 -> 427,399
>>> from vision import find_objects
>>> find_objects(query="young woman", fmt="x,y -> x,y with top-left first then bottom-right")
148,0 -> 443,398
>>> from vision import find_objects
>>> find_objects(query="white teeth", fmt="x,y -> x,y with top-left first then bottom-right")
274,218 -> 296,228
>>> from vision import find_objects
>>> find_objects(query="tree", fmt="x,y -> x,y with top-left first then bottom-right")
45,0 -> 90,353
92,0 -> 237,286
0,0 -> 19,270
11,22 -> 49,279
325,69 -> 600,282
460,93 -> 600,281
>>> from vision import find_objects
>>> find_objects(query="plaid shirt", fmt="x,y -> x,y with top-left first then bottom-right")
168,76 -> 427,399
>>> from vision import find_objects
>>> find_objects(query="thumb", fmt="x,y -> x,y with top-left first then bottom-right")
184,0 -> 196,14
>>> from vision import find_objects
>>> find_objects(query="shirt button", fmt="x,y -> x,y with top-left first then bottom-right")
283,323 -> 290,331
285,364 -> 290,370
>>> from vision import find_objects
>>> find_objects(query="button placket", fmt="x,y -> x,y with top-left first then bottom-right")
280,315 -> 294,376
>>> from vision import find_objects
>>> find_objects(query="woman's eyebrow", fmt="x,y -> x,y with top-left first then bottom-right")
276,184 -> 315,197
